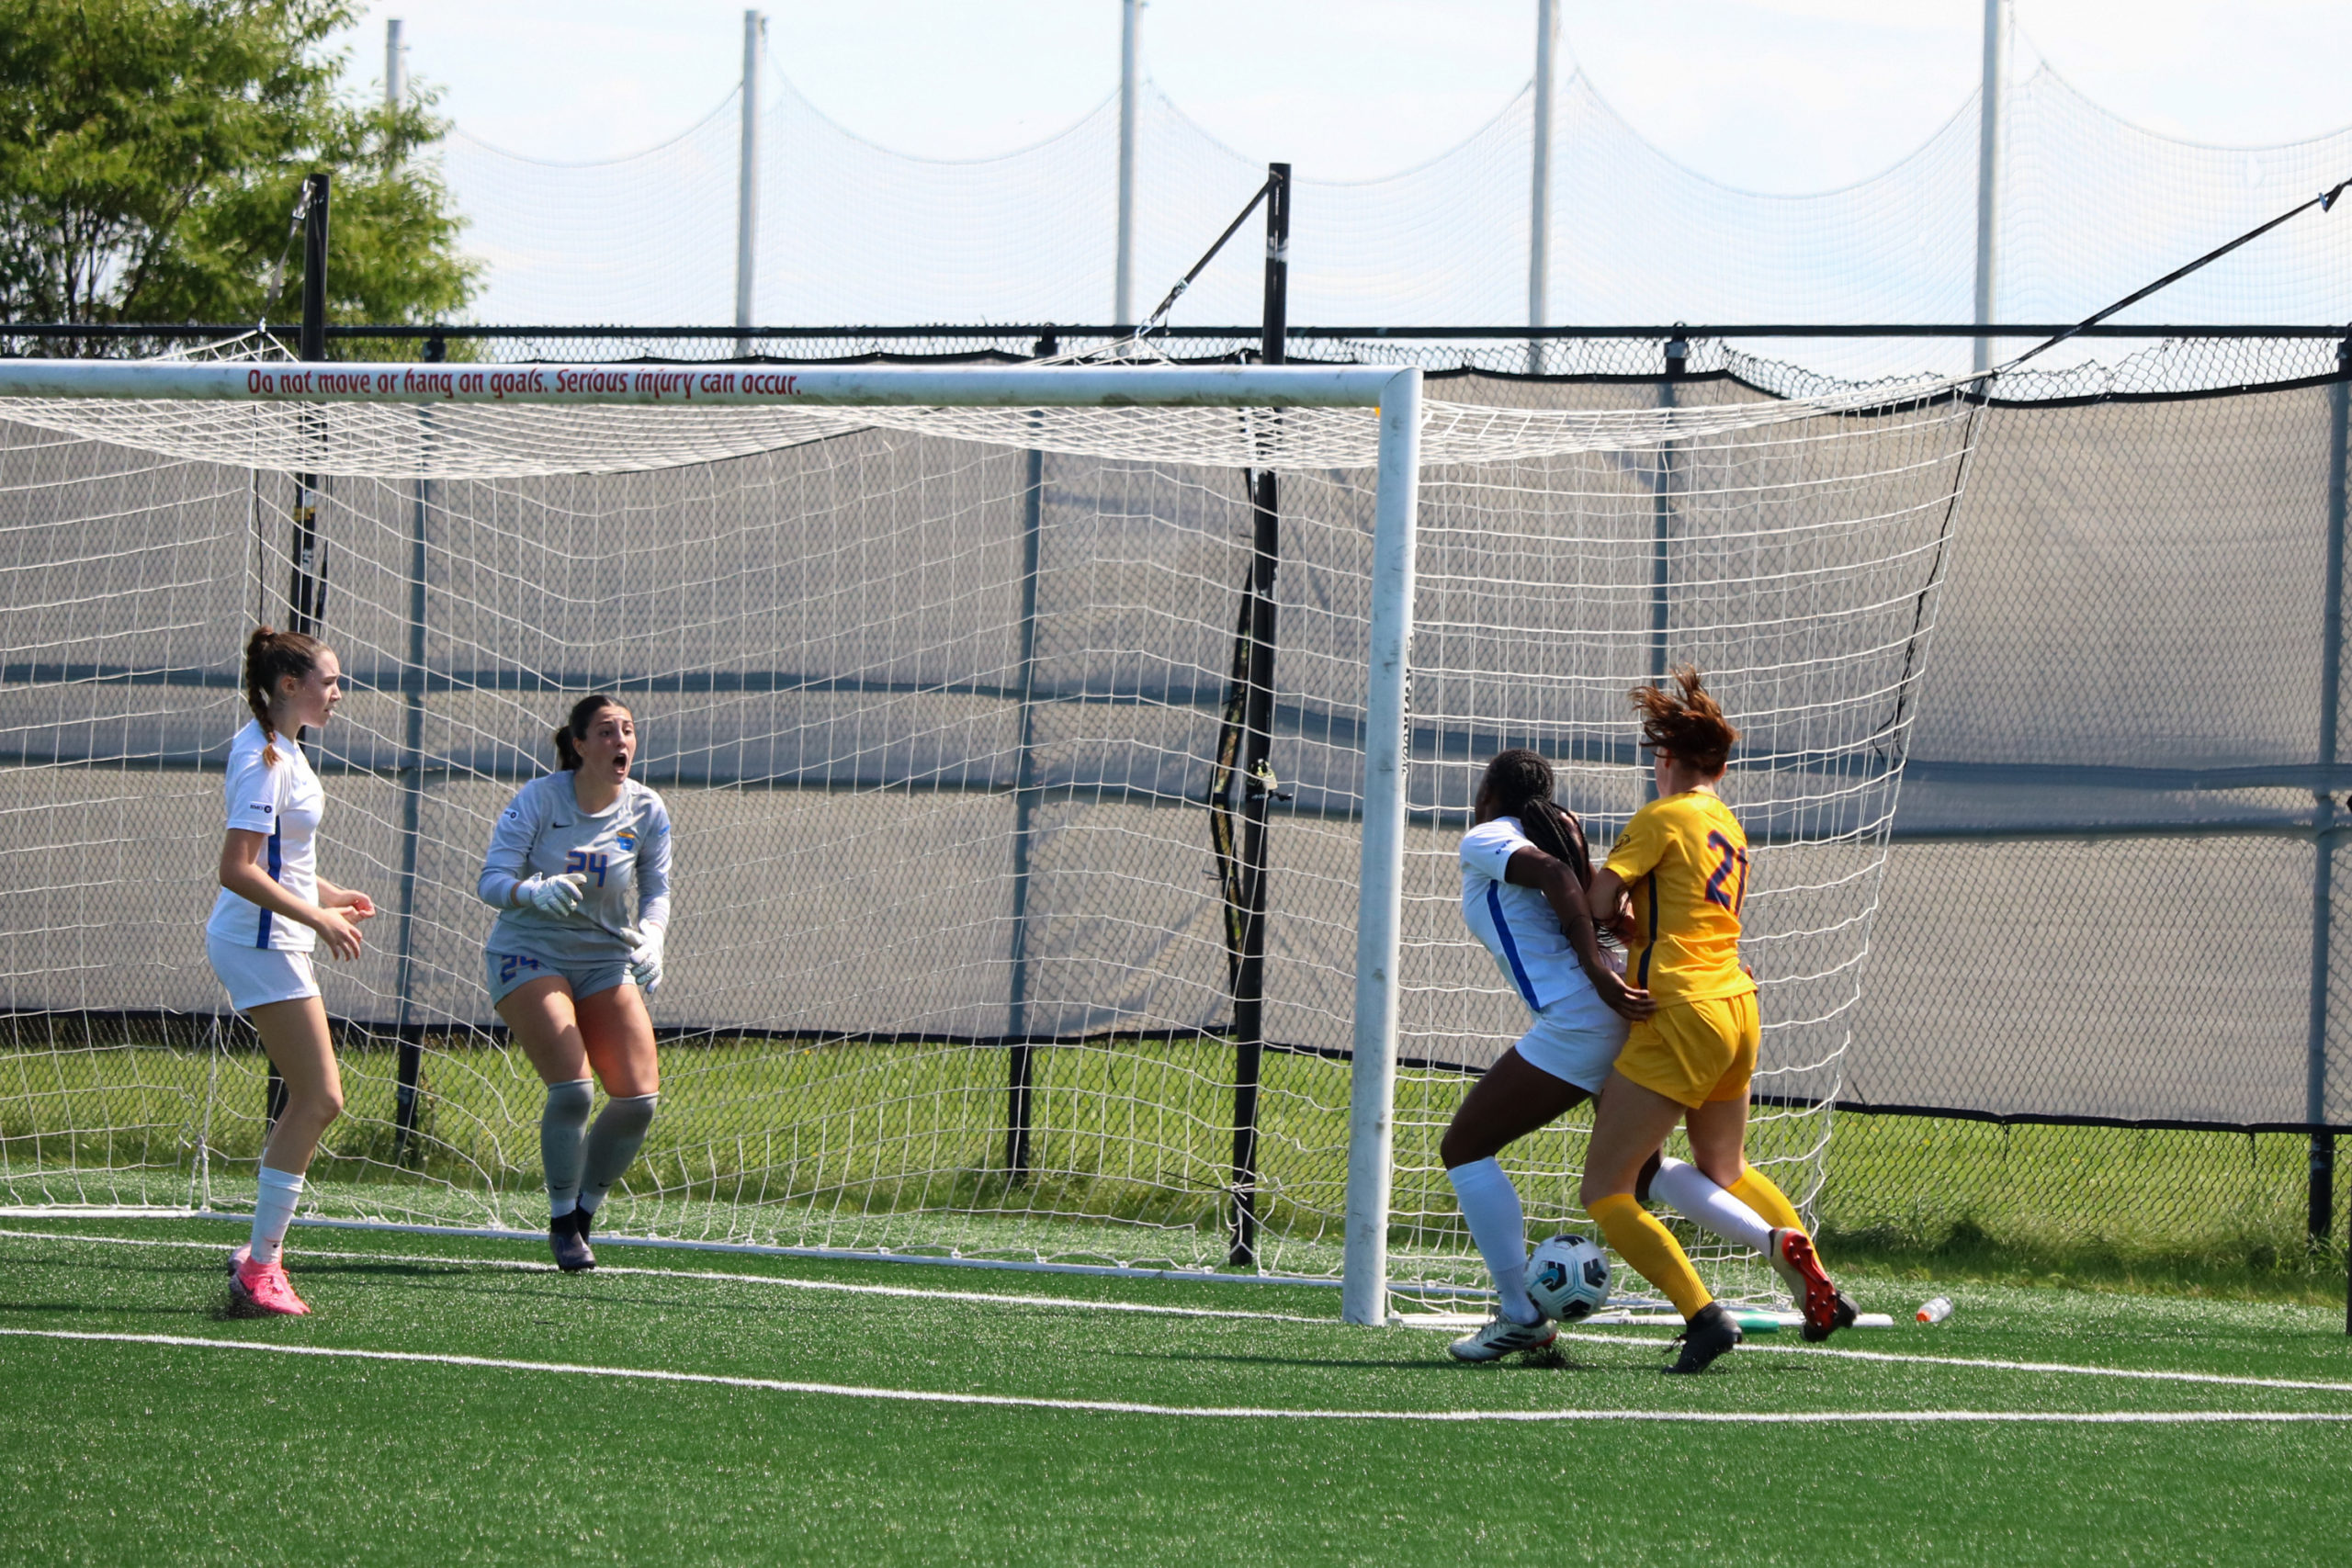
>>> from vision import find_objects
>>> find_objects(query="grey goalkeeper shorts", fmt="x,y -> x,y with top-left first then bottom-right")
484,948 -> 632,1006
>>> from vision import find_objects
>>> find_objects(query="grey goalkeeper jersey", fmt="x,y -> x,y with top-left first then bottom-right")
479,773 -> 673,964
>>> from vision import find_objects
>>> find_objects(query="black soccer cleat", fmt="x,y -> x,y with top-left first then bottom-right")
549,1208 -> 596,1273
1664,1302 -> 1742,1374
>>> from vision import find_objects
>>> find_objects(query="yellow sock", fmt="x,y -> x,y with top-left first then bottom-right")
1589,1192 -> 1713,1319
1729,1167 -> 1806,1235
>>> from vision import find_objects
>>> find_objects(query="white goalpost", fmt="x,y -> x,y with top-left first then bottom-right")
0,357 -> 1980,1324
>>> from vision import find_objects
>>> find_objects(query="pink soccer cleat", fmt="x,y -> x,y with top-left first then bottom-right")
229,1256 -> 311,1317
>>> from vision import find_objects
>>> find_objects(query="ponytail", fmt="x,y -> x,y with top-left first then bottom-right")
1477,748 -> 1593,886
1631,664 -> 1739,775
553,694 -> 630,771
243,625 -> 324,767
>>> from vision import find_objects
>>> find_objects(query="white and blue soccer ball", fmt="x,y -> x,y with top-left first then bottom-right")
1525,1233 -> 1611,1322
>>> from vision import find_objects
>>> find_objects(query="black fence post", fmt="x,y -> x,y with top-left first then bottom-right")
268,170 -> 331,1139
390,332 -> 445,1166
1005,344 -> 1053,1179
288,172 -> 330,637
2312,333 -> 2348,1261
1228,164 -> 1289,1268
1642,332 -> 1684,804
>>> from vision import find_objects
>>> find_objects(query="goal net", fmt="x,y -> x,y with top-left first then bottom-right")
0,358 -> 1978,1319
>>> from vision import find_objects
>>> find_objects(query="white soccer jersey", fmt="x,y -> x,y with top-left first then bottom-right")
205,719 -> 324,952
479,773 -> 673,965
1459,816 -> 1616,1031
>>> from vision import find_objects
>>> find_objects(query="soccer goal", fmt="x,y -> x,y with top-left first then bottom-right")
0,356 -> 1978,1323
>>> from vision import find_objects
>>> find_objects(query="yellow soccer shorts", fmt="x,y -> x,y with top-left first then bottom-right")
1615,991 -> 1760,1109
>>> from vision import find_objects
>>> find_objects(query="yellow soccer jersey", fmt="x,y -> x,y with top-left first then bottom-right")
1604,790 -> 1756,1004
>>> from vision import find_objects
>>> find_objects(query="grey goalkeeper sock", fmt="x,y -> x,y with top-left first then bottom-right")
541,1077 -> 594,1218
577,1093 -> 658,1216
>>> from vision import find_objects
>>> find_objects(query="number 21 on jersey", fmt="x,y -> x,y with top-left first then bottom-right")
1703,830 -> 1749,914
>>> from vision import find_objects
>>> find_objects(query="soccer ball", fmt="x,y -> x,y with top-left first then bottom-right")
1525,1233 -> 1611,1322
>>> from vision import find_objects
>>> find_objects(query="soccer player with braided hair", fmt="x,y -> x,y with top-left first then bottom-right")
479,694 -> 673,1273
207,626 -> 379,1315
1439,747 -> 1830,1361
1577,666 -> 1857,1373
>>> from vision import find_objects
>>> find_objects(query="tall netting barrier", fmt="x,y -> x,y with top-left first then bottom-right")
0,360 -> 1978,1316
434,63 -> 2352,373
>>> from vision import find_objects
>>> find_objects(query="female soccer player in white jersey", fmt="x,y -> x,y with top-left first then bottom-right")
1440,747 -> 1840,1363
479,694 -> 673,1272
208,626 -> 378,1316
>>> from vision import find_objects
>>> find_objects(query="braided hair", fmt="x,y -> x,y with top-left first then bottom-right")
1631,664 -> 1739,774
243,625 -> 324,768
1477,748 -> 1592,888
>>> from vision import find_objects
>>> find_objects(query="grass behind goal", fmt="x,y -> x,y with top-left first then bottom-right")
4,1021 -> 2335,1301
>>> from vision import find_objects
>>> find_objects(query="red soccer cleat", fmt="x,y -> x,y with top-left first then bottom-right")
1769,1228 -> 1857,1342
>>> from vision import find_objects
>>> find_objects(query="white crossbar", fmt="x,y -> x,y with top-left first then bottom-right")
0,360 -> 1404,409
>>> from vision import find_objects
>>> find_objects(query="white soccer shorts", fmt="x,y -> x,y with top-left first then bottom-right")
1510,1004 -> 1629,1094
206,936 -> 320,1013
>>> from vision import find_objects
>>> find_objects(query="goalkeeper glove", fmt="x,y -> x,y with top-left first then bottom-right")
630,924 -> 666,994
515,872 -> 587,918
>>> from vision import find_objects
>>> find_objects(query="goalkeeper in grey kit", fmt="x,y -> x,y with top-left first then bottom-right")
479,694 -> 673,1273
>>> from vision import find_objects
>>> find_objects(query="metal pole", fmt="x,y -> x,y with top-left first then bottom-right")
1340,367 -> 1422,1326
1643,334 -> 1684,801
1005,355 -> 1054,1179
390,334 -> 443,1166
291,172 -> 331,659
1228,164 -> 1288,1269
385,18 -> 406,108
273,169 -> 330,1135
2312,336 -> 2349,1259
1114,0 -> 1140,327
1527,0 -> 1558,375
1973,0 -> 2006,376
734,11 -> 764,356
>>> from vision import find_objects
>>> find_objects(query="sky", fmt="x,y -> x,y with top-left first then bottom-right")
333,1 -> 2352,191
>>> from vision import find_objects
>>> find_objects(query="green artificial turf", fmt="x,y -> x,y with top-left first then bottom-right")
2,1218 -> 2349,1565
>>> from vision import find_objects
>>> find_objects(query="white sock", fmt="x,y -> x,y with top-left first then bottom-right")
248,1166 -> 306,1267
1649,1156 -> 1775,1256
1446,1156 -> 1540,1325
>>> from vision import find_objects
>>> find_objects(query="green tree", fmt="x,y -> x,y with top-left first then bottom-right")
0,0 -> 478,334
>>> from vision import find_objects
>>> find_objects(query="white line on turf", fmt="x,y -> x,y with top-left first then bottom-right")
9,1228 -> 2349,1398
1545,1330 -> 2352,1393
2,1327 -> 2347,1424
243,1211 -> 1352,1290
0,1228 -> 1327,1325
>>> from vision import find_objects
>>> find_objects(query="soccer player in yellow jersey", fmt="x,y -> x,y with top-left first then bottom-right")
1580,667 -> 1857,1372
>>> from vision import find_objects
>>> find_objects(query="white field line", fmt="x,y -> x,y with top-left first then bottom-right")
10,1228 -> 2350,1400
1550,1330 -> 2352,1394
0,1208 -> 1354,1290
5,1328 -> 2350,1426
0,1227 -> 1326,1325
245,1213 -> 1356,1290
